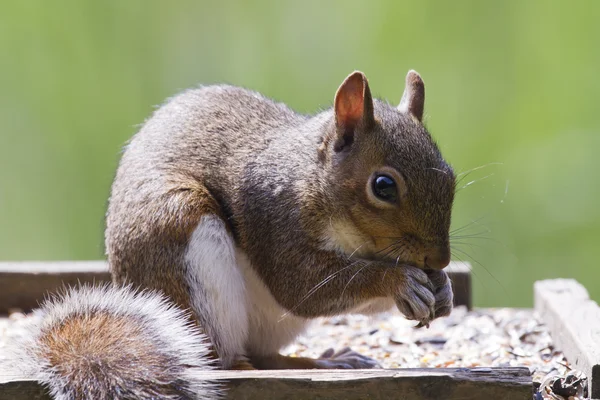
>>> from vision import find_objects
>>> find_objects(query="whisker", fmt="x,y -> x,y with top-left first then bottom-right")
451,235 -> 509,250
279,260 -> 362,321
451,247 -> 507,294
451,226 -> 494,240
425,167 -> 449,175
456,162 -> 504,178
348,240 -> 369,259
454,162 -> 503,194
373,239 -> 403,257
451,231 -> 493,239
451,241 -> 484,254
456,173 -> 495,192
450,215 -> 490,235
382,252 -> 403,283
502,179 -> 510,203
378,245 -> 403,262
451,250 -> 487,292
341,262 -> 371,298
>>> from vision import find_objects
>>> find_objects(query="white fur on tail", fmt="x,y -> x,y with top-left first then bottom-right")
7,284 -> 219,400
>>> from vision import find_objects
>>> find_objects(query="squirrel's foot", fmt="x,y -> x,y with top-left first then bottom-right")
249,350 -> 380,369
315,347 -> 381,369
230,358 -> 256,370
394,265 -> 436,326
394,266 -> 454,327
426,269 -> 453,319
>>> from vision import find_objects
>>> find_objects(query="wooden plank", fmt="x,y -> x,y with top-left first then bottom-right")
0,261 -> 471,314
0,381 -> 48,400
534,279 -> 600,398
0,261 -> 110,314
0,367 -> 531,400
447,261 -> 472,310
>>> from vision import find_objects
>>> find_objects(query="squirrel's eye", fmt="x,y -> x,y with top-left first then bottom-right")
372,175 -> 397,202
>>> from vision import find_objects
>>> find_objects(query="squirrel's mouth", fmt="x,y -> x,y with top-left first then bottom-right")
366,235 -> 451,270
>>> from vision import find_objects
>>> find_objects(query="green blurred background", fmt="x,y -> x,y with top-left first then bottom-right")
1,1 -> 599,307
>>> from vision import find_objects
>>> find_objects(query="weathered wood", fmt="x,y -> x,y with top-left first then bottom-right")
0,261 -> 471,314
0,261 -> 110,314
0,380 -> 48,400
447,261 -> 472,310
534,279 -> 600,398
0,368 -> 531,400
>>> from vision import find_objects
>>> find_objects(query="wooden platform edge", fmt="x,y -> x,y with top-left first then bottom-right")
0,368 -> 531,400
534,279 -> 600,399
448,261 -> 472,310
0,261 -> 471,314
0,261 -> 110,314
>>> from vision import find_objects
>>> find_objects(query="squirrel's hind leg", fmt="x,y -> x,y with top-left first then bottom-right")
230,358 -> 256,370
184,213 -> 250,369
249,349 -> 380,369
108,181 -> 250,370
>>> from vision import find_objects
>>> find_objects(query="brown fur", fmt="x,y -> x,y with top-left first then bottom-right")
104,70 -> 455,370
14,285 -> 219,400
40,312 -> 190,399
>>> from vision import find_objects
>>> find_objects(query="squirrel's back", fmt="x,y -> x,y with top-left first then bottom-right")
10,285 -> 220,400
121,84 -> 309,177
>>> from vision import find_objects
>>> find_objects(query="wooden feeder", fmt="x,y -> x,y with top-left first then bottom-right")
0,261 -> 596,399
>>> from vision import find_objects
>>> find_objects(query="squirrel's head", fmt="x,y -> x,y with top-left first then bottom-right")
317,70 -> 455,270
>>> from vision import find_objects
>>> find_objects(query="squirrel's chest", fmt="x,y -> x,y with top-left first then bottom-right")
235,248 -> 311,355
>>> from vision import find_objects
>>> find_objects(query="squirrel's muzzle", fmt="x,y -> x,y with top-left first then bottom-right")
424,246 -> 451,270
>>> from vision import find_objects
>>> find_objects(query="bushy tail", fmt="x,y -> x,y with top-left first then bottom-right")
10,284 -> 221,400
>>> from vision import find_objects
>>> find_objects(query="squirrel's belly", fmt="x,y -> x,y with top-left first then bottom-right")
235,248 -> 311,356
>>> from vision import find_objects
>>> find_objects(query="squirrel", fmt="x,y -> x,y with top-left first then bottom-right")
13,70 -> 456,399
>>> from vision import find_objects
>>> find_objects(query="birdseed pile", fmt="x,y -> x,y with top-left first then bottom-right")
0,306 -> 588,399
281,306 -> 587,400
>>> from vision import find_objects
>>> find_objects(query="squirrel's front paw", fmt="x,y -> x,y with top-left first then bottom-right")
426,269 -> 453,319
315,347 -> 381,369
394,266 -> 436,325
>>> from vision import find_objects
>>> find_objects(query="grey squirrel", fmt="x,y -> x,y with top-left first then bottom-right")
15,70 -> 455,399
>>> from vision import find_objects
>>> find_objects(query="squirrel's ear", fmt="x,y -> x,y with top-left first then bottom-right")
334,71 -> 374,149
398,70 -> 425,122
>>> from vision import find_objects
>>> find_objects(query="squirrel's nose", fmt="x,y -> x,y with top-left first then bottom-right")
424,246 -> 450,270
